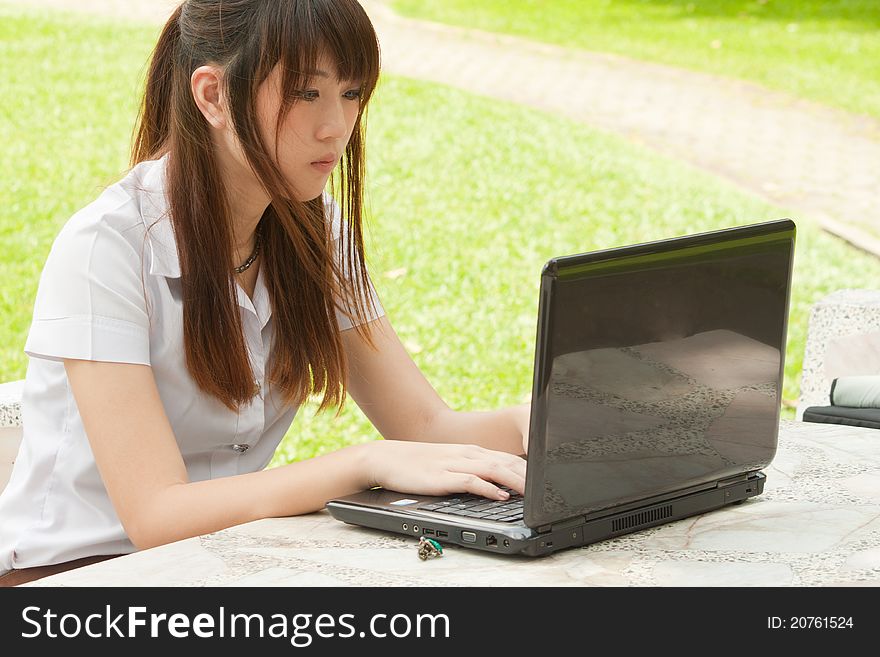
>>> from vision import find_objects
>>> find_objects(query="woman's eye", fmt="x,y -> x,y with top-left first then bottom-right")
293,88 -> 361,102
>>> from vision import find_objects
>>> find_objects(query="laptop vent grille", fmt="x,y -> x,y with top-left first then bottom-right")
612,505 -> 673,533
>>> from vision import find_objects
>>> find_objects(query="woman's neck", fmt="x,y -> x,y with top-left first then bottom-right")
212,134 -> 271,263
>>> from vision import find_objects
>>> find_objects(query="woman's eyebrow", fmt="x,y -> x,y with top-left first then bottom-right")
304,69 -> 362,84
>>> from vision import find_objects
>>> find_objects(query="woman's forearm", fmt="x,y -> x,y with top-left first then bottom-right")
129,442 -> 372,549
416,403 -> 531,455
125,402 -> 531,549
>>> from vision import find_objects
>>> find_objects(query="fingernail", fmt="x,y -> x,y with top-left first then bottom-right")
498,490 -> 509,499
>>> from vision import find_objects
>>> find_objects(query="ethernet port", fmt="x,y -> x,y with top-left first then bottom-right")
486,535 -> 497,547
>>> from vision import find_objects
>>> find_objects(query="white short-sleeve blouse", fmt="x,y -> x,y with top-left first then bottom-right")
0,155 -> 384,573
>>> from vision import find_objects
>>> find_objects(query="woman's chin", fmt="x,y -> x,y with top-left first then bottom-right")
281,187 -> 326,203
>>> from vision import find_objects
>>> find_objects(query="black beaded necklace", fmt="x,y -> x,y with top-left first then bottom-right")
233,227 -> 262,274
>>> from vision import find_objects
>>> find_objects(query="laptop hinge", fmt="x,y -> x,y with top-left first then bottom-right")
716,472 -> 752,487
536,472 -> 762,532
543,516 -> 586,534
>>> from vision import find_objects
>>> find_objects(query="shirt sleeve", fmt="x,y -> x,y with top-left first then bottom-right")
325,193 -> 385,331
24,209 -> 151,365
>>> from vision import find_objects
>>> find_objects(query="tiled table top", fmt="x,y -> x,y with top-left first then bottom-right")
0,380 -> 23,429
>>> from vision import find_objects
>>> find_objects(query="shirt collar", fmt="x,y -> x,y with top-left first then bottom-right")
134,154 -> 272,325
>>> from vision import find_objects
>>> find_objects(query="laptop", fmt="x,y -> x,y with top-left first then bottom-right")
326,219 -> 796,557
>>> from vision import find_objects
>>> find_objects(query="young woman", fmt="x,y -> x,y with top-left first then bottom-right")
0,0 -> 529,586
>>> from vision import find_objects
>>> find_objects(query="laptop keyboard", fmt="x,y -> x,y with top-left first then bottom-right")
418,488 -> 524,523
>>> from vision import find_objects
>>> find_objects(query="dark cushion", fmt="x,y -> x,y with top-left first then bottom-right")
802,405 -> 880,430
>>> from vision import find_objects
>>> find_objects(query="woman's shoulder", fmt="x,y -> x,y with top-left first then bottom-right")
52,158 -> 169,264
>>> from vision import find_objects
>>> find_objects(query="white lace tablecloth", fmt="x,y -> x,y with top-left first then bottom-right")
29,420 -> 880,587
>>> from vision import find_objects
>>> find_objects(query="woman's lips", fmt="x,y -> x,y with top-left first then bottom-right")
310,159 -> 336,173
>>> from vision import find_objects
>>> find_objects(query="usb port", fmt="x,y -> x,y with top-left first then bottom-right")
423,528 -> 435,535
436,530 -> 448,538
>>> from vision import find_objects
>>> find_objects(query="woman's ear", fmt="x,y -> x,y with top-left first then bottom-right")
191,65 -> 227,129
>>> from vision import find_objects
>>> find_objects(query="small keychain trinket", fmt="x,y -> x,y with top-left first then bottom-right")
417,536 -> 444,561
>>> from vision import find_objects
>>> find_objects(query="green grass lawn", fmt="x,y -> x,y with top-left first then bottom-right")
3,6 -> 879,464
392,0 -> 880,122
0,5 -> 157,384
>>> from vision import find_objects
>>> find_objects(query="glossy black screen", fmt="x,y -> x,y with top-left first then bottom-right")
525,222 -> 794,527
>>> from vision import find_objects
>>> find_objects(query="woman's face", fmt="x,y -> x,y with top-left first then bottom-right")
255,57 -> 364,201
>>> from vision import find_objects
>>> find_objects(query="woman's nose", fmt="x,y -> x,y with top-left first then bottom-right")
316,100 -> 348,141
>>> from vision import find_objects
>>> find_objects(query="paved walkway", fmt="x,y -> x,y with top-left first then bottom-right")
12,0 -> 880,256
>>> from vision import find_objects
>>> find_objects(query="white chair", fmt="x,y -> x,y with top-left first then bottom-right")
0,379 -> 24,493
798,289 -> 880,419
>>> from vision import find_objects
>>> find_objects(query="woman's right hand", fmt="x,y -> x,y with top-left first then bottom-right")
363,440 -> 526,501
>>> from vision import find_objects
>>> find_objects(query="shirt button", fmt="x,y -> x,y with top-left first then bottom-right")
232,443 -> 250,453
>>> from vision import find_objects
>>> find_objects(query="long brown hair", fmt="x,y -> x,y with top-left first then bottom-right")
131,0 -> 381,412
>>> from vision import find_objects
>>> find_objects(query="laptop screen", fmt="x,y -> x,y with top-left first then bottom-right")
524,220 -> 795,528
